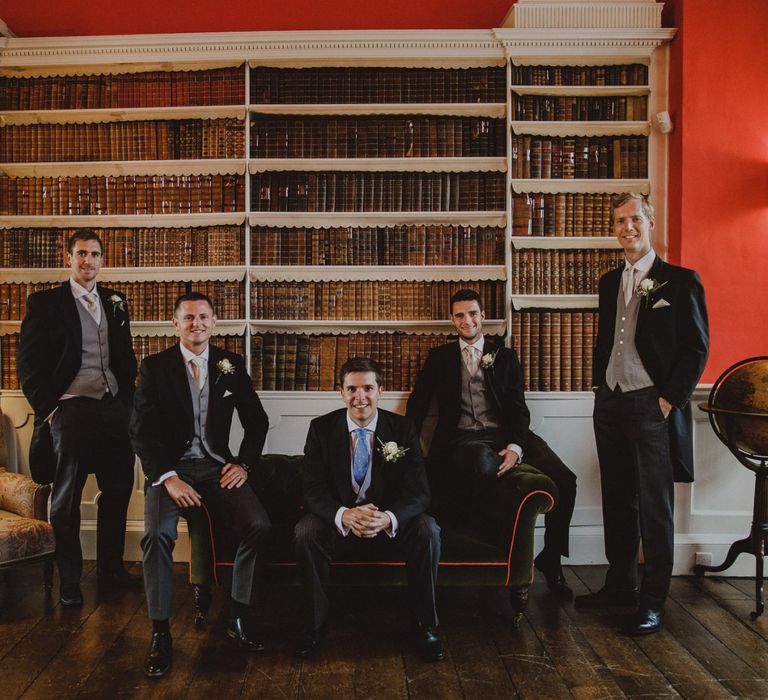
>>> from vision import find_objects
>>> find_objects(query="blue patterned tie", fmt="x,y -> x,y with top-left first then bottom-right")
353,428 -> 370,487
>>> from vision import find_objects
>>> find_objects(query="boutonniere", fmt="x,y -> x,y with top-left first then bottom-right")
481,350 -> 499,370
109,294 -> 126,325
377,437 -> 409,463
636,278 -> 668,307
215,358 -> 236,384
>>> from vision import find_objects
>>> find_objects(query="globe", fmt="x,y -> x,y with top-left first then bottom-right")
701,357 -> 768,460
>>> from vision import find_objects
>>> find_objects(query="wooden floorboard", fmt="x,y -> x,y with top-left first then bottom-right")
1,563 -> 767,699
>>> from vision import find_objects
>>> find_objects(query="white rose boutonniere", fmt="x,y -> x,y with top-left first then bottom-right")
109,294 -> 126,325
215,358 -> 236,384
481,350 -> 498,370
636,278 -> 668,307
377,438 -> 409,463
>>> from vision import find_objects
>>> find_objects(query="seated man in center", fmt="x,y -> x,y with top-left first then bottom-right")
294,357 -> 442,661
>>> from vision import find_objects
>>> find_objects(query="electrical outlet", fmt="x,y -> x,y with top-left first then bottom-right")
695,552 -> 713,566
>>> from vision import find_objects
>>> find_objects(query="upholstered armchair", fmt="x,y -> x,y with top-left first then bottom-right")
0,466 -> 55,589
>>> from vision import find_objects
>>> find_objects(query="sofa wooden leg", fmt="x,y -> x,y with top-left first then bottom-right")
193,583 -> 212,627
509,585 -> 529,629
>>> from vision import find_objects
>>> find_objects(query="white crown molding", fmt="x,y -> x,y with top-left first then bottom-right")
0,30 -> 506,71
504,1 -> 665,30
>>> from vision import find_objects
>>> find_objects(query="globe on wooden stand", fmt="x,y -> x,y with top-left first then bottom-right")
697,356 -> 768,620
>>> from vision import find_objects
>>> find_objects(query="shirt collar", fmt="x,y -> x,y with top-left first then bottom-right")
70,278 -> 98,299
179,343 -> 209,365
625,248 -> 656,274
347,411 -> 379,434
459,335 -> 485,354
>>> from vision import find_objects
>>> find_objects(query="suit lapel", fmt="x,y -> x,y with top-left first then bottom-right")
332,412 -> 356,503
169,345 -> 194,422
58,282 -> 82,345
637,256 -> 666,332
449,342 -> 463,400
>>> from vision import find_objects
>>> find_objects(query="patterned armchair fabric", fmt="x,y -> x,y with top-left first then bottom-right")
0,469 -> 55,573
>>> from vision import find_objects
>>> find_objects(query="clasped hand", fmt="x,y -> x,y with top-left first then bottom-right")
341,503 -> 391,538
163,463 -> 248,507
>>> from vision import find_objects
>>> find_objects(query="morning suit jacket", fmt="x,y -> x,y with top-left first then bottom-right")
18,282 -> 136,420
593,256 -> 709,482
406,338 -> 532,452
302,408 -> 430,531
129,343 -> 269,485
18,282 -> 136,483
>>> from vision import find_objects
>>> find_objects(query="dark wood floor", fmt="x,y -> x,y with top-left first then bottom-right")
0,562 -> 766,699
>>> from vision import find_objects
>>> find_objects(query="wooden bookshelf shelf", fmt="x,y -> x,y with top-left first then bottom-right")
248,319 -> 506,335
248,265 -> 505,283
131,320 -> 247,336
248,103 -> 506,118
248,157 -> 506,173
248,212 -> 507,228
510,86 -> 649,97
0,160 -> 246,178
511,179 -> 649,195
0,267 -> 246,284
0,106 -> 247,126
511,294 -> 598,310
511,236 -> 620,250
510,121 -> 649,137
0,213 -> 247,228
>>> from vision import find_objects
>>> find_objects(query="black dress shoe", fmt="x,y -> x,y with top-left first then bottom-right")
534,554 -> 573,600
193,584 -> 212,628
413,625 -> 444,662
294,625 -> 327,659
143,631 -> 172,678
60,585 -> 84,608
626,607 -> 664,635
97,567 -> 142,590
226,617 -> 265,651
574,587 -> 639,609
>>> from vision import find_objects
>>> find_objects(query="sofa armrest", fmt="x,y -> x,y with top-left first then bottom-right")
0,468 -> 52,520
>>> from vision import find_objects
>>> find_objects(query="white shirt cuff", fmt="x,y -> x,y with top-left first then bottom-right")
335,506 -> 350,536
384,510 -> 398,538
152,470 -> 178,487
506,444 -> 523,462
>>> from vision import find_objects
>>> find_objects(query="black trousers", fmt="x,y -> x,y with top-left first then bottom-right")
430,428 -> 576,567
142,459 -> 272,621
48,393 -> 134,589
294,512 -> 440,633
593,384 -> 674,609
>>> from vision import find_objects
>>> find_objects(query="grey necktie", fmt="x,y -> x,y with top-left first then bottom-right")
463,346 -> 478,375
623,267 -> 637,306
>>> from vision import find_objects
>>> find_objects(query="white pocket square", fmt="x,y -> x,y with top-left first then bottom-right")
652,298 -> 671,309
223,390 -> 233,397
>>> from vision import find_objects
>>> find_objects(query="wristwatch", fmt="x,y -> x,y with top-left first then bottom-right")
238,462 -> 252,474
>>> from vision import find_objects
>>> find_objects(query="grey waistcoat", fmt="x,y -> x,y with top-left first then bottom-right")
457,361 -> 501,431
605,285 -> 654,392
181,366 -> 227,463
65,299 -> 119,398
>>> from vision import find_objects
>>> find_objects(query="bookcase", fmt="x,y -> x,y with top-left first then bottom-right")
0,19 -> 674,397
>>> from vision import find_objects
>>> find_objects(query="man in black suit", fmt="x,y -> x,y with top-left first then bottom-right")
18,230 -> 138,608
407,289 -> 577,609
576,193 -> 709,635
130,292 -> 270,677
294,357 -> 442,662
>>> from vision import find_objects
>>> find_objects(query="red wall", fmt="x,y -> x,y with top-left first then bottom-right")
670,0 -> 768,381
0,0 -> 513,36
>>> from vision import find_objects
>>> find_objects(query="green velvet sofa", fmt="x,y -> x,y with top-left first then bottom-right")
184,454 -> 557,623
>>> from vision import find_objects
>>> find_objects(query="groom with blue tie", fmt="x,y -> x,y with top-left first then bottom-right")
294,357 -> 442,661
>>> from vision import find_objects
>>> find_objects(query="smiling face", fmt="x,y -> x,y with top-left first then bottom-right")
450,299 -> 485,344
613,198 -> 655,264
66,239 -> 103,290
340,371 -> 382,427
173,299 -> 217,353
